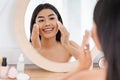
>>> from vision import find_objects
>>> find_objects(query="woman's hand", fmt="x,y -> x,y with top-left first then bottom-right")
77,30 -> 92,70
61,31 -> 92,80
57,21 -> 79,58
31,23 -> 41,50
57,21 -> 70,47
57,21 -> 91,63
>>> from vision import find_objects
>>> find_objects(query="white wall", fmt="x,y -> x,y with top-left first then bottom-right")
80,0 -> 97,49
0,0 -> 32,64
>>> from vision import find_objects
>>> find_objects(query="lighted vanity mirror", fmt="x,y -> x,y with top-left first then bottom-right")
14,0 -> 97,72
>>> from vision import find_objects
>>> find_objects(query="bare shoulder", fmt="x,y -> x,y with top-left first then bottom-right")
69,40 -> 79,45
69,69 -> 106,80
69,40 -> 80,48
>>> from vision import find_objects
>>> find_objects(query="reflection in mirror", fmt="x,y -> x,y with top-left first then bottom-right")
25,0 -> 97,63
25,2 -> 80,63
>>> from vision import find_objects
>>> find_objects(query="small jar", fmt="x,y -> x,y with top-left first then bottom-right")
17,73 -> 30,80
98,57 -> 105,68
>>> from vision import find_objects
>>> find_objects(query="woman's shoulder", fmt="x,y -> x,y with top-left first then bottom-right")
69,40 -> 80,48
69,69 -> 106,80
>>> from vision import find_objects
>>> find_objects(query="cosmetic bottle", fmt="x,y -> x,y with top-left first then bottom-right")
17,53 -> 25,73
0,57 -> 9,79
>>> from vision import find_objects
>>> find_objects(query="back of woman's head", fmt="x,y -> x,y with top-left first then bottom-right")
30,3 -> 63,42
94,0 -> 120,80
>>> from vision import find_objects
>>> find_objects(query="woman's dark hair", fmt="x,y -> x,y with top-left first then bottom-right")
30,3 -> 63,42
94,0 -> 120,80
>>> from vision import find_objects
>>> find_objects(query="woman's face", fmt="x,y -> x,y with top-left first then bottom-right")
35,9 -> 58,39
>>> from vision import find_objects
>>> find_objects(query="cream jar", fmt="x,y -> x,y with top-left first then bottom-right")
17,73 -> 30,80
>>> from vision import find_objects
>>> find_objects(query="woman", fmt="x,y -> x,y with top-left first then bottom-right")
62,0 -> 120,80
30,3 -> 81,62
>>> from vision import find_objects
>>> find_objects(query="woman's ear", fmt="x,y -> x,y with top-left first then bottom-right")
92,22 -> 102,51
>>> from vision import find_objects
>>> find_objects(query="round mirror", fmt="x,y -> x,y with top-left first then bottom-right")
14,0 -> 97,72
14,0 -> 79,72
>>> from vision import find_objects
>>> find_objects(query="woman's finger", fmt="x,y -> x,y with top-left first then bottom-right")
31,24 -> 39,39
31,23 -> 41,48
57,21 -> 69,36
81,30 -> 90,51
57,21 -> 69,44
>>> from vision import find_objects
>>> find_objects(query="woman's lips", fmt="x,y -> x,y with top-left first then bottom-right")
43,27 -> 54,33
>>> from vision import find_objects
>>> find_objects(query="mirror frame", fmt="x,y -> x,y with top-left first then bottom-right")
14,0 -> 78,72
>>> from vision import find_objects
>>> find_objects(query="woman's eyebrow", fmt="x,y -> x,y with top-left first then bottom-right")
48,14 -> 55,17
37,16 -> 44,19
37,14 -> 55,19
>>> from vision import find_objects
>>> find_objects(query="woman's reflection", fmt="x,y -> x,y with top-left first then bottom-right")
30,3 -> 80,63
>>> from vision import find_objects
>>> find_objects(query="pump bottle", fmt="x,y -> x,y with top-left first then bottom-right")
17,53 -> 25,73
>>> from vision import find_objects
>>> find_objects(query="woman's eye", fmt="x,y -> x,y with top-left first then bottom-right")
38,19 -> 44,22
50,17 -> 55,20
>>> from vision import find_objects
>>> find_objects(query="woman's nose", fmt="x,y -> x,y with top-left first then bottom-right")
44,20 -> 50,26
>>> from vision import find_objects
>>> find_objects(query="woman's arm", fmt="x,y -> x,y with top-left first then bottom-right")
61,31 -> 92,80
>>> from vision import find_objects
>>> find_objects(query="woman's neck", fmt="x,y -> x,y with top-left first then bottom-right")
41,37 -> 60,49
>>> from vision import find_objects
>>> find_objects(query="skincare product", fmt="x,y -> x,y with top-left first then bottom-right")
17,53 -> 25,73
93,52 -> 104,68
17,73 -> 30,80
0,57 -> 9,79
99,57 -> 105,68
